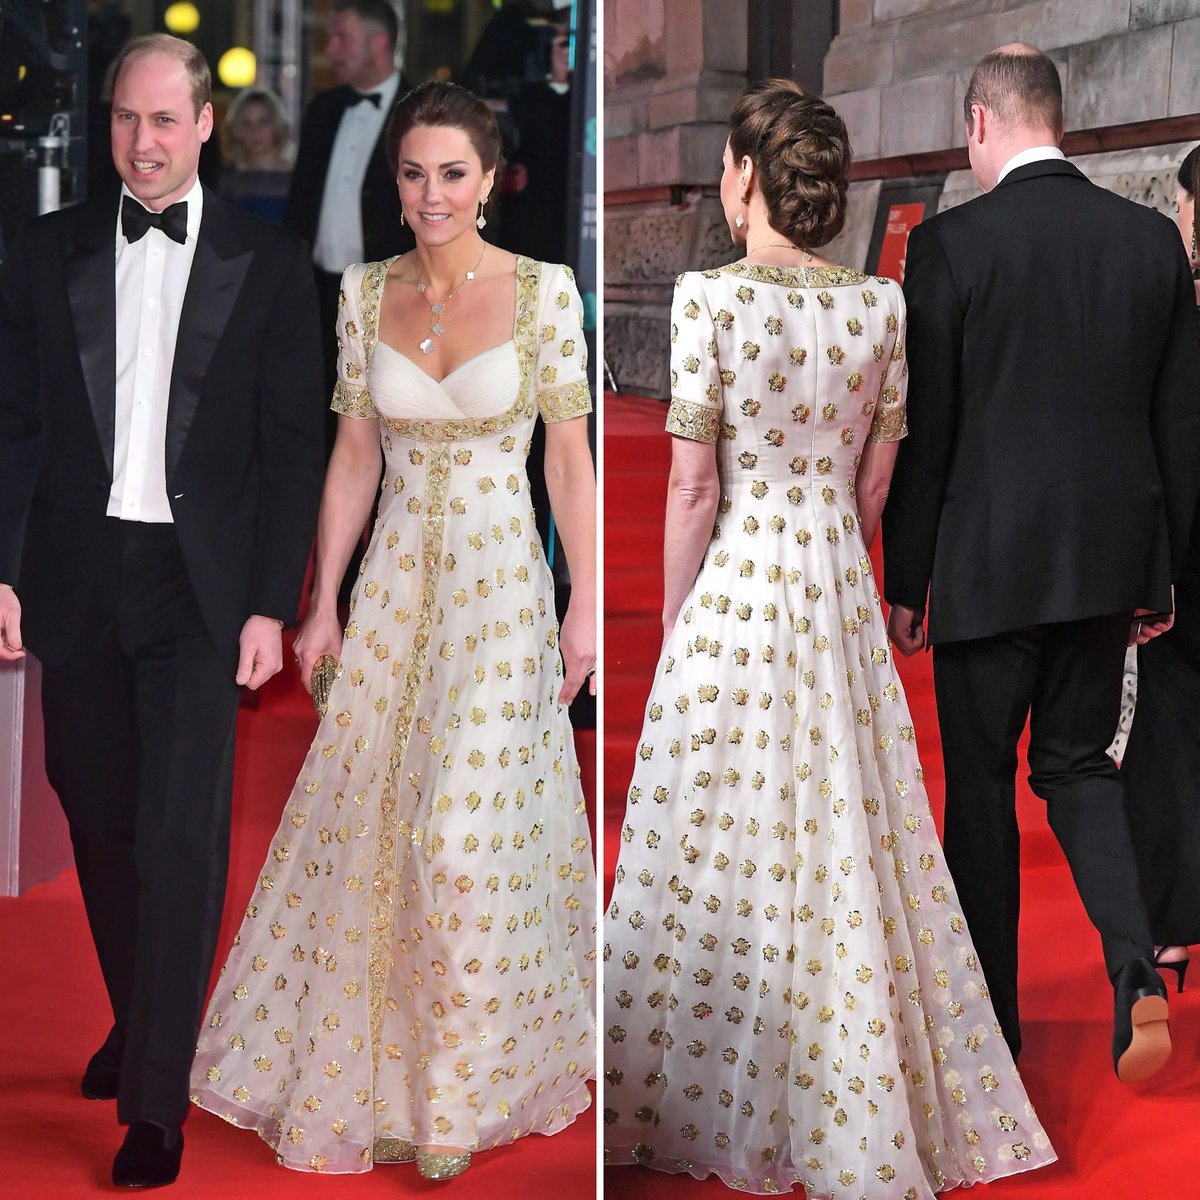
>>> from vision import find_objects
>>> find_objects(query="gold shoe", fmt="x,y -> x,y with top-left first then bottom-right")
373,1136 -> 417,1163
416,1148 -> 471,1180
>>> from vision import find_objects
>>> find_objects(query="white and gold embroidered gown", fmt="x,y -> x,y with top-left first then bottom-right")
603,264 -> 1056,1197
190,257 -> 596,1172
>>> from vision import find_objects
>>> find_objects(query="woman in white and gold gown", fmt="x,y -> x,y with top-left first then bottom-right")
191,83 -> 596,1178
603,81 -> 1055,1198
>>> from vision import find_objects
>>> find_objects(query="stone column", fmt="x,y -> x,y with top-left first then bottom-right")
603,0 -> 749,397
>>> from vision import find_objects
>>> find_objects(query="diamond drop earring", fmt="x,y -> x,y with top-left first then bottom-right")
477,199 -> 487,230
735,213 -> 745,229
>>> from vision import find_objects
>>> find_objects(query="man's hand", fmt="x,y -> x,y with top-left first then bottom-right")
236,615 -> 284,690
887,603 -> 926,657
0,584 -> 24,661
1131,606 -> 1175,646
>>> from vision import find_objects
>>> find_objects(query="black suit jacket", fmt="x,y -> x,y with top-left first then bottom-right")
883,159 -> 1200,645
0,187 -> 326,669
286,84 -> 415,265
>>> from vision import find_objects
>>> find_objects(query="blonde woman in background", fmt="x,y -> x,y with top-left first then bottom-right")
218,88 -> 294,223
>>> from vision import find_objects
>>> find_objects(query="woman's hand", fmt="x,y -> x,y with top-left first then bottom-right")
558,599 -> 596,705
293,607 -> 345,695
661,608 -> 680,650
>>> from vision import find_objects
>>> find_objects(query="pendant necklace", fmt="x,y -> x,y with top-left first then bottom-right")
746,242 -> 813,261
415,245 -> 488,355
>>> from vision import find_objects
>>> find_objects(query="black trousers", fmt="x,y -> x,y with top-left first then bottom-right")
933,612 -> 1153,1057
41,518 -> 240,1127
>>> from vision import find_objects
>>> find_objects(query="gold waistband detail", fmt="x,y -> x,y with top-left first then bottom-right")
380,397 -> 534,444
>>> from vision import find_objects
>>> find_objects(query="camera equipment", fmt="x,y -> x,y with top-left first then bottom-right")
0,0 -> 86,269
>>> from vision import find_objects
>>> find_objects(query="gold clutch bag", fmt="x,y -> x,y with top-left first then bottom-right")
310,654 -> 342,718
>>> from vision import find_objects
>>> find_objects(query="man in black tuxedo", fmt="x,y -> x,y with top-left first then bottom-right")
883,45 -> 1200,1084
287,0 -> 414,425
0,35 -> 325,1185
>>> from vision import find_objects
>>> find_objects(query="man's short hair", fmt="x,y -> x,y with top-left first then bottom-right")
964,45 -> 1063,136
112,33 -> 211,120
333,0 -> 399,49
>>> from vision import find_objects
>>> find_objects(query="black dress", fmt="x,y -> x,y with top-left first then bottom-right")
1122,487 -> 1200,947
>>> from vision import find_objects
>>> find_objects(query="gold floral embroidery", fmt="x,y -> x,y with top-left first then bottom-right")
539,379 -> 592,422
721,262 -> 868,287
367,441 -> 450,1076
380,398 -> 534,444
869,385 -> 908,443
666,398 -> 720,444
332,381 -> 377,419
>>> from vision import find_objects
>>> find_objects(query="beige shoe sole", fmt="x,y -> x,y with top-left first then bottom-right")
1116,994 -> 1171,1083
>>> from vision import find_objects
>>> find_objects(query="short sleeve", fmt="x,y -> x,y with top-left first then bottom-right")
330,265 -> 379,420
535,263 -> 592,422
868,287 -> 908,443
665,274 -> 722,443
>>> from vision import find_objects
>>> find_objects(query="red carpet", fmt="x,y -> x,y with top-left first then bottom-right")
0,653 -> 595,1197
601,390 -> 1200,1200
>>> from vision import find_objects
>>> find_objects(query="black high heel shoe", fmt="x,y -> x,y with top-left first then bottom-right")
1153,946 -> 1190,994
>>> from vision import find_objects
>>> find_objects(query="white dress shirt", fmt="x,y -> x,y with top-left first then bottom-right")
996,145 -> 1066,184
109,177 -> 204,524
313,71 -> 401,273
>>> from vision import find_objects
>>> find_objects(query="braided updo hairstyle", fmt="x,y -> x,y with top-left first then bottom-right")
728,79 -> 851,249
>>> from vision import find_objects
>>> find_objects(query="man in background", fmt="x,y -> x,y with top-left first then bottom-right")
287,0 -> 413,430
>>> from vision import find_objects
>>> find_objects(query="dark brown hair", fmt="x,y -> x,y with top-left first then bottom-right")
964,45 -> 1063,136
728,79 -> 851,249
1178,145 -> 1200,254
385,82 -> 504,210
112,33 -> 211,120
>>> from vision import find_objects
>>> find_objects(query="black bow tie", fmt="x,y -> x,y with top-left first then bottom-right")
347,90 -> 381,108
122,196 -> 188,245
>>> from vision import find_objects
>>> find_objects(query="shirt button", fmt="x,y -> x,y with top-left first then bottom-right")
141,348 -> 151,358
147,297 -> 156,308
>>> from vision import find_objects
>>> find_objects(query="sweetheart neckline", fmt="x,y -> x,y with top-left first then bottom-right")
373,338 -> 517,388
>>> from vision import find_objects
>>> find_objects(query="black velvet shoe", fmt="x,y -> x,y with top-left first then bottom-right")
112,1123 -> 184,1188
1112,957 -> 1171,1084
81,1025 -> 123,1100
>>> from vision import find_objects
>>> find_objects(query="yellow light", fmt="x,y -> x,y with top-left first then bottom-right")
164,3 -> 201,34
17,65 -> 26,80
218,47 -> 257,89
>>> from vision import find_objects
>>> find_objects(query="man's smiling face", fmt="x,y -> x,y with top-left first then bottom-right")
111,50 -> 212,211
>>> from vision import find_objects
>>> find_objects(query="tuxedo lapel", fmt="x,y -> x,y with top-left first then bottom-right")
64,204 -> 118,478
166,193 -> 252,481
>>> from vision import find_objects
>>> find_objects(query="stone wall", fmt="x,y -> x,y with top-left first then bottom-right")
826,0 -> 1200,160
605,0 -> 1200,398
604,0 -> 752,395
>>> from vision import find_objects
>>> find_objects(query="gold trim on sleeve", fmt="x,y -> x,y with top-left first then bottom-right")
666,397 -> 721,444
868,394 -> 908,443
331,380 -> 378,419
538,379 -> 592,422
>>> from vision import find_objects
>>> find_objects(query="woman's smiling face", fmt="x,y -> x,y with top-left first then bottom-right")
396,124 -> 494,246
